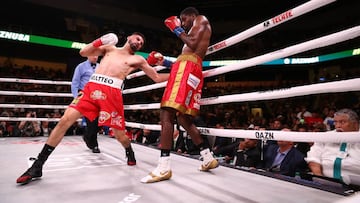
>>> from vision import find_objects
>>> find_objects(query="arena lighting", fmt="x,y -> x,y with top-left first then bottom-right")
265,48 -> 360,65
0,30 -> 359,67
0,30 -> 86,49
204,48 -> 360,67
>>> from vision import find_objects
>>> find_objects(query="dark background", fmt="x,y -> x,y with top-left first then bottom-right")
0,0 -> 359,82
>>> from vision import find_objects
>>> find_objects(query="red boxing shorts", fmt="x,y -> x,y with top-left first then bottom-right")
69,74 -> 126,130
161,53 -> 203,116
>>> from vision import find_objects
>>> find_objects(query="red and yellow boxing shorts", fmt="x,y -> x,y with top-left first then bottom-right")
161,53 -> 203,116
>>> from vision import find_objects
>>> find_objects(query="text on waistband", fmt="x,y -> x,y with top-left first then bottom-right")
91,75 -> 114,84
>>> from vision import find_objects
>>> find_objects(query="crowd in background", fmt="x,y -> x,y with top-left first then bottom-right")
1,65 -> 359,159
1,3 -> 360,185
0,63 -> 360,140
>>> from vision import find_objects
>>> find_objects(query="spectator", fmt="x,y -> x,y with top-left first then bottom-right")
323,108 -> 336,131
18,111 -> 42,137
234,138 -> 261,168
48,110 -> 62,134
296,105 -> 312,120
271,118 -> 283,130
0,111 -> 11,137
306,108 -> 360,185
142,128 -> 160,145
294,124 -> 311,157
212,123 -> 235,157
260,128 -> 309,177
172,128 -> 186,154
41,113 -> 50,137
266,118 -> 284,146
218,124 -> 261,165
304,110 -> 323,129
172,121 -> 203,155
182,131 -> 203,155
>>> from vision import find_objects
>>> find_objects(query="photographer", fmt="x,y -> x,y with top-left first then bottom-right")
18,111 -> 42,137
0,111 -> 10,137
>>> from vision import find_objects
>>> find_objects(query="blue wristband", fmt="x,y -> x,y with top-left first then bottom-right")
173,27 -> 184,37
163,59 -> 173,69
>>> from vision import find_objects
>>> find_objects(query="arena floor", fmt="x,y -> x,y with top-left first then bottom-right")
0,135 -> 358,203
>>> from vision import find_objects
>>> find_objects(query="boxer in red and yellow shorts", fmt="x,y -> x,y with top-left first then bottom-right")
161,53 -> 203,116
69,73 -> 125,130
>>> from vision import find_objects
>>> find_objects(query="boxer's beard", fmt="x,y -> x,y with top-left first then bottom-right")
130,43 -> 138,52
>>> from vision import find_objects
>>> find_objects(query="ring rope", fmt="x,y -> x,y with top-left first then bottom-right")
1,1 -> 359,144
0,117 -> 62,122
125,122 -> 360,143
1,26 -> 357,96
122,26 -> 360,94
126,65 -> 167,80
124,78 -> 360,109
204,26 -> 359,77
205,0 -> 336,55
0,90 -> 72,97
123,81 -> 166,94
1,116 -> 358,142
200,78 -> 360,105
1,78 -> 358,110
0,104 -> 68,109
0,77 -> 71,85
126,0 -> 336,79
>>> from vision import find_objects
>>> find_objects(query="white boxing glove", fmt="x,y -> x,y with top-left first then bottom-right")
92,33 -> 118,47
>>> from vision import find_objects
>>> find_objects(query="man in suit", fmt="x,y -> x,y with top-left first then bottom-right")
260,128 -> 309,177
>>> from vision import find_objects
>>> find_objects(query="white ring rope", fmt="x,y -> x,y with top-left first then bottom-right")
125,122 -> 360,143
124,78 -> 360,109
0,104 -> 68,109
3,27 -> 356,98
0,77 -> 71,85
126,65 -> 168,80
1,1 -> 359,144
126,0 -> 336,79
0,117 -> 62,122
0,90 -> 72,97
122,25 -> 360,94
2,78 -> 359,144
205,0 -> 336,55
203,26 -> 360,78
1,78 -> 359,109
0,116 -> 359,142
123,82 -> 166,94
200,78 -> 360,105
123,103 -> 159,110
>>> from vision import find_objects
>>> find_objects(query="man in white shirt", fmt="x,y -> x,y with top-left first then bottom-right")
306,108 -> 360,184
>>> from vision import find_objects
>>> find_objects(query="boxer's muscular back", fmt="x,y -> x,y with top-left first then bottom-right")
182,15 -> 211,59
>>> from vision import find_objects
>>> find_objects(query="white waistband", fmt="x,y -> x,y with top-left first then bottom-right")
89,74 -> 123,89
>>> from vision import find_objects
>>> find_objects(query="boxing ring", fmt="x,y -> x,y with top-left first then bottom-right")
1,0 -> 360,202
0,135 -> 356,203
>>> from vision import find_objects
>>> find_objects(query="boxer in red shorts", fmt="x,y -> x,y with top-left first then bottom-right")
71,74 -> 126,130
141,7 -> 219,183
161,53 -> 203,116
16,32 -> 169,185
